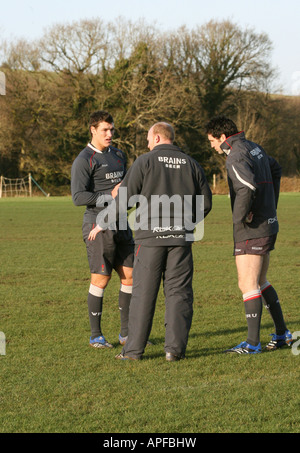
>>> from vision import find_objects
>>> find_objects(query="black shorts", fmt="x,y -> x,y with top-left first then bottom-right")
233,234 -> 277,256
82,223 -> 134,275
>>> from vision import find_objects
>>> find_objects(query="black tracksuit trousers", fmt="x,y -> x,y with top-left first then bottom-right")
122,244 -> 194,359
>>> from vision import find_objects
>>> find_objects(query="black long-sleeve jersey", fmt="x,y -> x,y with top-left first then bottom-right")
220,132 -> 282,242
97,143 -> 212,245
71,143 -> 127,223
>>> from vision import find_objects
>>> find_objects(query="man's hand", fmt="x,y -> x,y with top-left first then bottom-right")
111,182 -> 121,199
88,224 -> 102,241
245,212 -> 253,223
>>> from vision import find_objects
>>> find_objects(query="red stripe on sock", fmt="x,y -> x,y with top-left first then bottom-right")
243,294 -> 262,302
261,284 -> 271,293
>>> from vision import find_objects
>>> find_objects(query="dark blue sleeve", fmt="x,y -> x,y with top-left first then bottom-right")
71,156 -> 103,206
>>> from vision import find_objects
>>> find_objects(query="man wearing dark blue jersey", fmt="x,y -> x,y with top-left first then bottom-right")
206,116 -> 292,354
71,111 -> 134,349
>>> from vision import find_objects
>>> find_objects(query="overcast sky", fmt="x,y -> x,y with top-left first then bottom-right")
1,0 -> 300,95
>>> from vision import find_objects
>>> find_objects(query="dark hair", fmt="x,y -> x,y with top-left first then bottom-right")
205,116 -> 238,139
89,110 -> 114,135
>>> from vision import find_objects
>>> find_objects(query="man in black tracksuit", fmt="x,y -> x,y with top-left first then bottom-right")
71,111 -> 134,349
206,116 -> 292,354
89,122 -> 212,361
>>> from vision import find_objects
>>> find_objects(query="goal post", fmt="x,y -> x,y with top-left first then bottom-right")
0,174 -> 50,198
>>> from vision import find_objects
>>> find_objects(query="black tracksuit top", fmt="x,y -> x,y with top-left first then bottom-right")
105,143 -> 212,246
221,132 -> 282,242
71,143 -> 127,223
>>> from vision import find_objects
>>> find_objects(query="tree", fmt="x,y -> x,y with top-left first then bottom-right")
191,20 -> 275,117
1,18 -> 296,192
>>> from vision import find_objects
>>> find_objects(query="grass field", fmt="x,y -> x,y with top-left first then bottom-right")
0,194 -> 299,433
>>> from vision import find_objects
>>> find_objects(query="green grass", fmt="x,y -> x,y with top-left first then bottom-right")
0,194 -> 299,433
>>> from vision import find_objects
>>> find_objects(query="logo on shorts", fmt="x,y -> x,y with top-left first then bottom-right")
251,246 -> 263,250
268,217 -> 277,224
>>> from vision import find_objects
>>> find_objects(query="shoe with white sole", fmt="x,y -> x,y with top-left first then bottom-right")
265,330 -> 293,351
225,341 -> 262,354
89,335 -> 113,349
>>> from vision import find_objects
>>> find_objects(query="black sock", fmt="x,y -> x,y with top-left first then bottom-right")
243,290 -> 262,346
87,284 -> 104,339
119,285 -> 132,337
261,282 -> 286,336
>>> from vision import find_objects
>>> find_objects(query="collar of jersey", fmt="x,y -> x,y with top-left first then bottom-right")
220,131 -> 245,155
88,143 -> 110,154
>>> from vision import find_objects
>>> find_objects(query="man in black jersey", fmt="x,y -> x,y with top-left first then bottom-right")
89,122 -> 212,361
206,116 -> 292,354
71,111 -> 134,349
